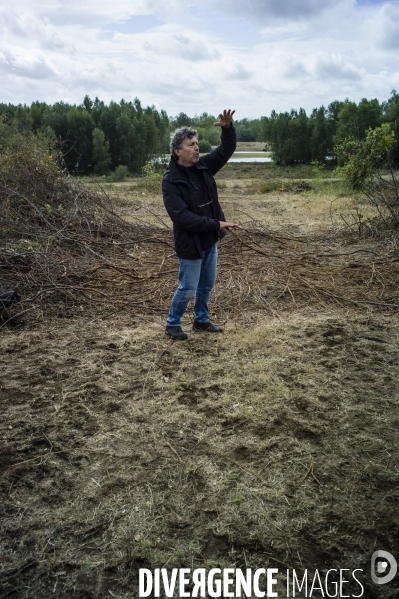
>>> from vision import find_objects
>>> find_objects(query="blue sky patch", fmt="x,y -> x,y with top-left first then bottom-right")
102,14 -> 164,36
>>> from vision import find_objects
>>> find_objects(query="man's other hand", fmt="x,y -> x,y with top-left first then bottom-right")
214,109 -> 235,128
219,221 -> 240,232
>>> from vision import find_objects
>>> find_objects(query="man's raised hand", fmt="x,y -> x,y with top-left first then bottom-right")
214,109 -> 235,128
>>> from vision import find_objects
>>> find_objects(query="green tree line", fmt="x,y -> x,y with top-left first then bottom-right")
0,95 -> 170,175
1,92 -> 398,174
260,92 -> 399,166
0,101 -> 264,175
165,95 -> 399,166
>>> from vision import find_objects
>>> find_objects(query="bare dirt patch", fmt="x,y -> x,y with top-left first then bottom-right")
1,165 -> 399,598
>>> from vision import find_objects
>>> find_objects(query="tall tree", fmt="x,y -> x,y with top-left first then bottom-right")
262,109 -> 311,165
382,90 -> 399,166
92,128 -> 111,175
310,106 -> 331,162
334,98 -> 382,145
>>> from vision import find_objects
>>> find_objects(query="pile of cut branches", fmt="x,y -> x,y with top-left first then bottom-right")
0,132 -> 171,323
1,127 -> 399,327
216,215 -> 399,316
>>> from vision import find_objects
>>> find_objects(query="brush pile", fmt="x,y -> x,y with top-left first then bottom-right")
1,128 -> 399,326
0,133 -> 172,322
217,218 -> 399,316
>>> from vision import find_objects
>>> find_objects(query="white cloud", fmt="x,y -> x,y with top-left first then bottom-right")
223,63 -> 253,81
198,0 -> 354,22
118,28 -> 221,61
315,56 -> 365,81
0,49 -> 56,80
0,0 -> 398,117
365,3 -> 399,50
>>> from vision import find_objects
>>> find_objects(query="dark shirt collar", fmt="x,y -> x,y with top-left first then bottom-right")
176,162 -> 195,173
168,156 -> 207,182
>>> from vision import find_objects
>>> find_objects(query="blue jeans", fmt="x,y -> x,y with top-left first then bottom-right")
166,244 -> 218,326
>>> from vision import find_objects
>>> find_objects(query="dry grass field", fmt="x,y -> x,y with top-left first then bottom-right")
1,164 -> 399,598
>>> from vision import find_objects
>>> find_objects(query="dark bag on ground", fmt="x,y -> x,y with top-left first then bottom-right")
0,290 -> 21,310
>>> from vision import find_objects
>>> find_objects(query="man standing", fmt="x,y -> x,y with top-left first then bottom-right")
162,109 -> 239,340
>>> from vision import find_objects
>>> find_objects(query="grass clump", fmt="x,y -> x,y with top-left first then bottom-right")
260,181 -> 284,193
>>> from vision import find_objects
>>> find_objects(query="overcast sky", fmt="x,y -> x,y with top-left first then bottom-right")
1,0 -> 398,118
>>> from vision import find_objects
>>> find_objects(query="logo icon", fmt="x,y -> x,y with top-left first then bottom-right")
371,551 -> 397,585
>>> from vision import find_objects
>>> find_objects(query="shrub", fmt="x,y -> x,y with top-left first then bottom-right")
134,161 -> 162,194
198,139 -> 212,153
142,161 -> 155,177
197,127 -> 220,146
236,127 -> 256,142
336,124 -> 396,190
113,165 -> 129,181
260,181 -> 281,193
337,124 -> 399,224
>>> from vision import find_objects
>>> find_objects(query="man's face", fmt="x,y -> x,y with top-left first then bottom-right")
175,136 -> 199,166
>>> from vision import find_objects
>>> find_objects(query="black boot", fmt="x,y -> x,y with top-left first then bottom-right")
193,321 -> 223,333
165,325 -> 188,340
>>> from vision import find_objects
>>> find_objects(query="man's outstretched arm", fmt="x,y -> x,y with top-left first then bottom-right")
199,108 -> 237,174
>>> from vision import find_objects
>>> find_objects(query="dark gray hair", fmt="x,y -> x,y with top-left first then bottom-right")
170,127 -> 198,157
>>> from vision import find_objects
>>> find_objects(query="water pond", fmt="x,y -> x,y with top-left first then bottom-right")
229,156 -> 272,163
229,151 -> 272,163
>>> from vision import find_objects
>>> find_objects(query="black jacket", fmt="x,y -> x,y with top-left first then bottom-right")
162,124 -> 236,259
